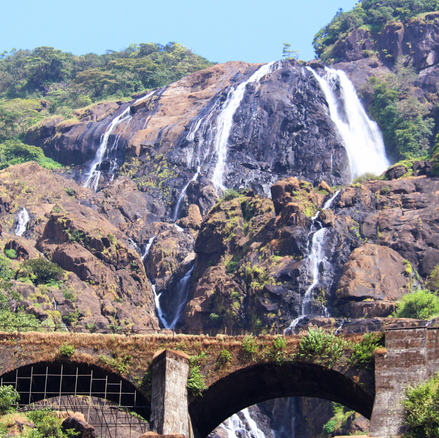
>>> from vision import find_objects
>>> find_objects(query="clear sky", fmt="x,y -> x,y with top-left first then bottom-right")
1,0 -> 359,63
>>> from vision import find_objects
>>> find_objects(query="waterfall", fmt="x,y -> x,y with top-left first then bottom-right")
307,67 -> 389,181
211,62 -> 278,190
152,284 -> 168,328
83,90 -> 156,191
141,236 -> 156,261
221,408 -> 266,438
172,166 -> 200,221
285,191 -> 340,334
15,208 -> 30,237
164,264 -> 195,329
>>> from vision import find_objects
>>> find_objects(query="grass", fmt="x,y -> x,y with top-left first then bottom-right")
0,330 -> 372,398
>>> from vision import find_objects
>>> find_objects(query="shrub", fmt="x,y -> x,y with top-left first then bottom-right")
4,249 -> 17,260
0,385 -> 19,414
352,172 -> 381,184
427,264 -> 439,292
222,189 -> 239,201
270,336 -> 287,365
402,375 -> 439,438
351,333 -> 384,368
297,328 -> 347,367
21,258 -> 63,285
187,365 -> 207,397
59,343 -> 75,357
0,257 -> 11,280
394,289 -> 439,320
242,334 -> 258,360
217,348 -> 232,366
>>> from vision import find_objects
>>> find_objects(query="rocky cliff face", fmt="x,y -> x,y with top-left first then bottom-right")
0,162 -> 158,332
181,172 -> 438,333
26,60 -> 351,219
331,12 -> 439,102
7,27 -> 439,437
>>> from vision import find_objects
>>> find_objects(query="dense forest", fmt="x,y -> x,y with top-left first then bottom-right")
0,42 -> 214,154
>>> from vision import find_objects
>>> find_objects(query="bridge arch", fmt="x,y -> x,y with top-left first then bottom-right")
0,360 -> 150,419
189,361 -> 374,438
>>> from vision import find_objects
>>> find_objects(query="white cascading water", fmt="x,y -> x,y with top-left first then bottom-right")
221,408 -> 266,438
164,264 -> 195,329
211,62 -> 278,190
139,236 -> 168,327
84,91 -> 156,191
172,166 -> 200,221
307,66 -> 390,181
172,62 -> 282,218
141,236 -> 156,261
15,208 -> 30,237
285,191 -> 340,334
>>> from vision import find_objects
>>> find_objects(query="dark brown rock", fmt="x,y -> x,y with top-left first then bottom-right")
62,415 -> 96,438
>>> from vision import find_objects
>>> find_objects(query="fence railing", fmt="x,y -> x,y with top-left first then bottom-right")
0,323 -> 286,337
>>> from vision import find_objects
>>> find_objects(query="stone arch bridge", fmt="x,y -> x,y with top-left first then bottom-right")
0,327 -> 436,437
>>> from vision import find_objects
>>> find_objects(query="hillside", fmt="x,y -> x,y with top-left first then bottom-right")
1,5 -> 439,437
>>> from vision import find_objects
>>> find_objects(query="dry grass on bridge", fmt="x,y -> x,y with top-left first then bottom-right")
0,330 -> 370,390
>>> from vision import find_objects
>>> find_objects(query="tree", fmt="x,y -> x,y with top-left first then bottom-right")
282,43 -> 299,61
0,98 -> 43,139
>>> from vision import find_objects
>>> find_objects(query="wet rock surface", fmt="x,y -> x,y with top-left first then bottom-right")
26,61 -> 350,219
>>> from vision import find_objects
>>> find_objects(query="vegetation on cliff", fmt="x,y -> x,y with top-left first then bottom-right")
0,43 -> 214,122
313,0 -> 439,60
359,63 -> 434,160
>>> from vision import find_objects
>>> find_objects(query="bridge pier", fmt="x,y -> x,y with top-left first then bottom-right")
370,327 -> 439,437
150,350 -> 191,437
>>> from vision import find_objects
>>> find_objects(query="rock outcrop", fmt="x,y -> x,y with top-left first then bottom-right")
26,61 -> 351,219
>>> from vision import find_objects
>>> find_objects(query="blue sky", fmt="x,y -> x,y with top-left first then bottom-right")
2,0 -> 358,63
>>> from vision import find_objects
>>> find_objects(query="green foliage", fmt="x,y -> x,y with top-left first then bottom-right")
0,43 -> 213,123
26,408 -> 79,438
209,313 -> 222,324
297,328 -> 347,367
323,419 -> 337,434
360,67 -> 434,160
59,343 -> 75,357
282,43 -> 299,61
352,172 -> 381,184
3,249 -> 17,260
427,264 -> 439,292
242,334 -> 258,360
0,140 -> 61,170
217,348 -> 232,366
394,289 -> 439,319
0,257 -> 11,280
98,354 -> 132,374
323,402 -> 356,436
0,385 -> 19,414
222,189 -> 240,201
402,374 -> 439,438
313,1 -> 439,61
187,365 -> 207,397
141,370 -> 152,398
20,258 -> 63,286
351,333 -> 385,368
269,336 -> 287,365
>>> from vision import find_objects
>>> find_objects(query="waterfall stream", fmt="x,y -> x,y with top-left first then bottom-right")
221,408 -> 266,438
285,191 -> 340,334
173,62 -> 280,219
84,90 -> 156,191
211,62 -> 278,190
15,208 -> 30,237
307,67 -> 389,180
